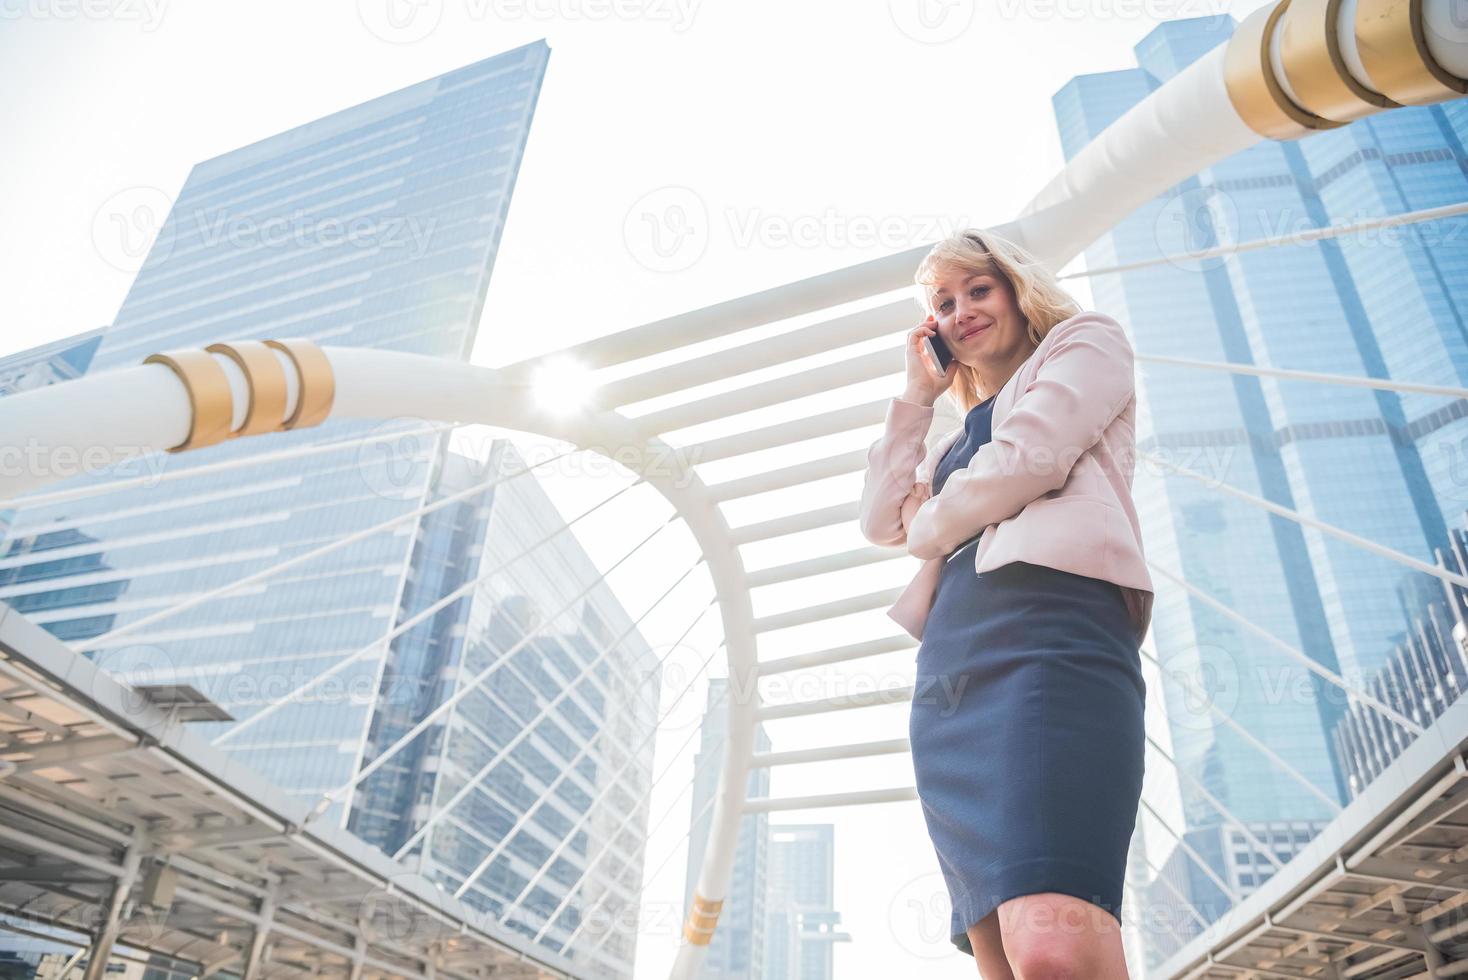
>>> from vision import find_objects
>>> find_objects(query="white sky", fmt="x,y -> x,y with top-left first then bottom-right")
1,0 -> 1278,976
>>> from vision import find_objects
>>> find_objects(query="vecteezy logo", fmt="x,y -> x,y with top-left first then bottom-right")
1154,642 -> 1241,734
1152,185 -> 1238,273
887,869 -> 956,959
358,871 -> 454,949
647,639 -> 715,734
1429,434 -> 1468,504
355,417 -> 440,500
92,185 -> 176,274
623,186 -> 708,273
88,643 -> 179,739
357,0 -> 444,43
888,0 -> 975,44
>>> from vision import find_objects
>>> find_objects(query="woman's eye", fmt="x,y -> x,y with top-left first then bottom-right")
972,286 -> 989,298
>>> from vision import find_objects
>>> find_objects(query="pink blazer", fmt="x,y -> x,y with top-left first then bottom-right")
858,310 -> 1154,644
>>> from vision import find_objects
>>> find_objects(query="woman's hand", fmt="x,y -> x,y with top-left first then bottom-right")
900,480 -> 932,536
902,316 -> 959,406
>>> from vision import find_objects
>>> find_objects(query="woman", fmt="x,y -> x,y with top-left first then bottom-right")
858,229 -> 1155,978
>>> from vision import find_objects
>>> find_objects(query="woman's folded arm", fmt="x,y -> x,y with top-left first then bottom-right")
858,396 -> 936,547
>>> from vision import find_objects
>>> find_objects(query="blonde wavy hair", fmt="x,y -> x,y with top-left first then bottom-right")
914,227 -> 1082,412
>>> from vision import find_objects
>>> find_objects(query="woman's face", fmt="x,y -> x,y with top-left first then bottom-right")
929,266 -> 1032,374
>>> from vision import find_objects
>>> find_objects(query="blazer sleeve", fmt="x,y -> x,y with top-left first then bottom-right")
857,396 -> 936,547
905,312 -> 1136,561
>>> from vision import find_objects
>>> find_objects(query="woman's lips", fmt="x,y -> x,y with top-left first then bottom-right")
957,323 -> 990,342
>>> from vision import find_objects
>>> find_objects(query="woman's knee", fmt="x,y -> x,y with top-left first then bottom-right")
1006,942 -> 1092,980
997,893 -> 1118,980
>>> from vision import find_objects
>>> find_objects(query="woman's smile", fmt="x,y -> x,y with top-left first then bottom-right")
955,321 -> 991,343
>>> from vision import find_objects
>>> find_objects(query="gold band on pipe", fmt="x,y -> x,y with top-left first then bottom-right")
1279,0 -> 1400,121
204,341 -> 289,437
141,349 -> 235,453
682,894 -> 724,945
1355,0 -> 1468,106
1226,0 -> 1347,140
262,338 -> 335,430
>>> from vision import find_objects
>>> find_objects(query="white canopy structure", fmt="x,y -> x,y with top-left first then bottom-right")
3,0 -> 1468,976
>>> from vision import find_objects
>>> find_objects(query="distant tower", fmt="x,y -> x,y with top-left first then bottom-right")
764,824 -> 850,980
684,677 -> 772,979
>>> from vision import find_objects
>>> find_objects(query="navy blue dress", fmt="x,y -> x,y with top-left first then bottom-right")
909,392 -> 1146,956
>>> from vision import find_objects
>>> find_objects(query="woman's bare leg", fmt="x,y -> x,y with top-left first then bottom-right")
995,892 -> 1129,979
965,909 -> 1017,979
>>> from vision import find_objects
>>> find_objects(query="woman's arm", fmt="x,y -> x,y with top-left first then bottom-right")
904,312 -> 1136,561
858,396 -> 936,547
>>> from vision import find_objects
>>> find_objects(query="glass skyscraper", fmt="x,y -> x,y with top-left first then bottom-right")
1053,15 -> 1468,967
351,440 -> 661,975
2,37 -> 550,808
0,39 -> 666,978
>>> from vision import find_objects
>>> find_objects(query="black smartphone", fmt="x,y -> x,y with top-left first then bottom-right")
921,329 -> 954,379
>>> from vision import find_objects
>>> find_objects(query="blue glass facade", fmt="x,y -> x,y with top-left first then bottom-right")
351,443 -> 660,974
1,41 -> 553,808
1053,16 -> 1468,966
0,39 -> 667,977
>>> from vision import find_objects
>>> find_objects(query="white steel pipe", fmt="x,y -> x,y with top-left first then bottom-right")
749,738 -> 912,768
754,685 -> 915,722
741,786 -> 920,813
